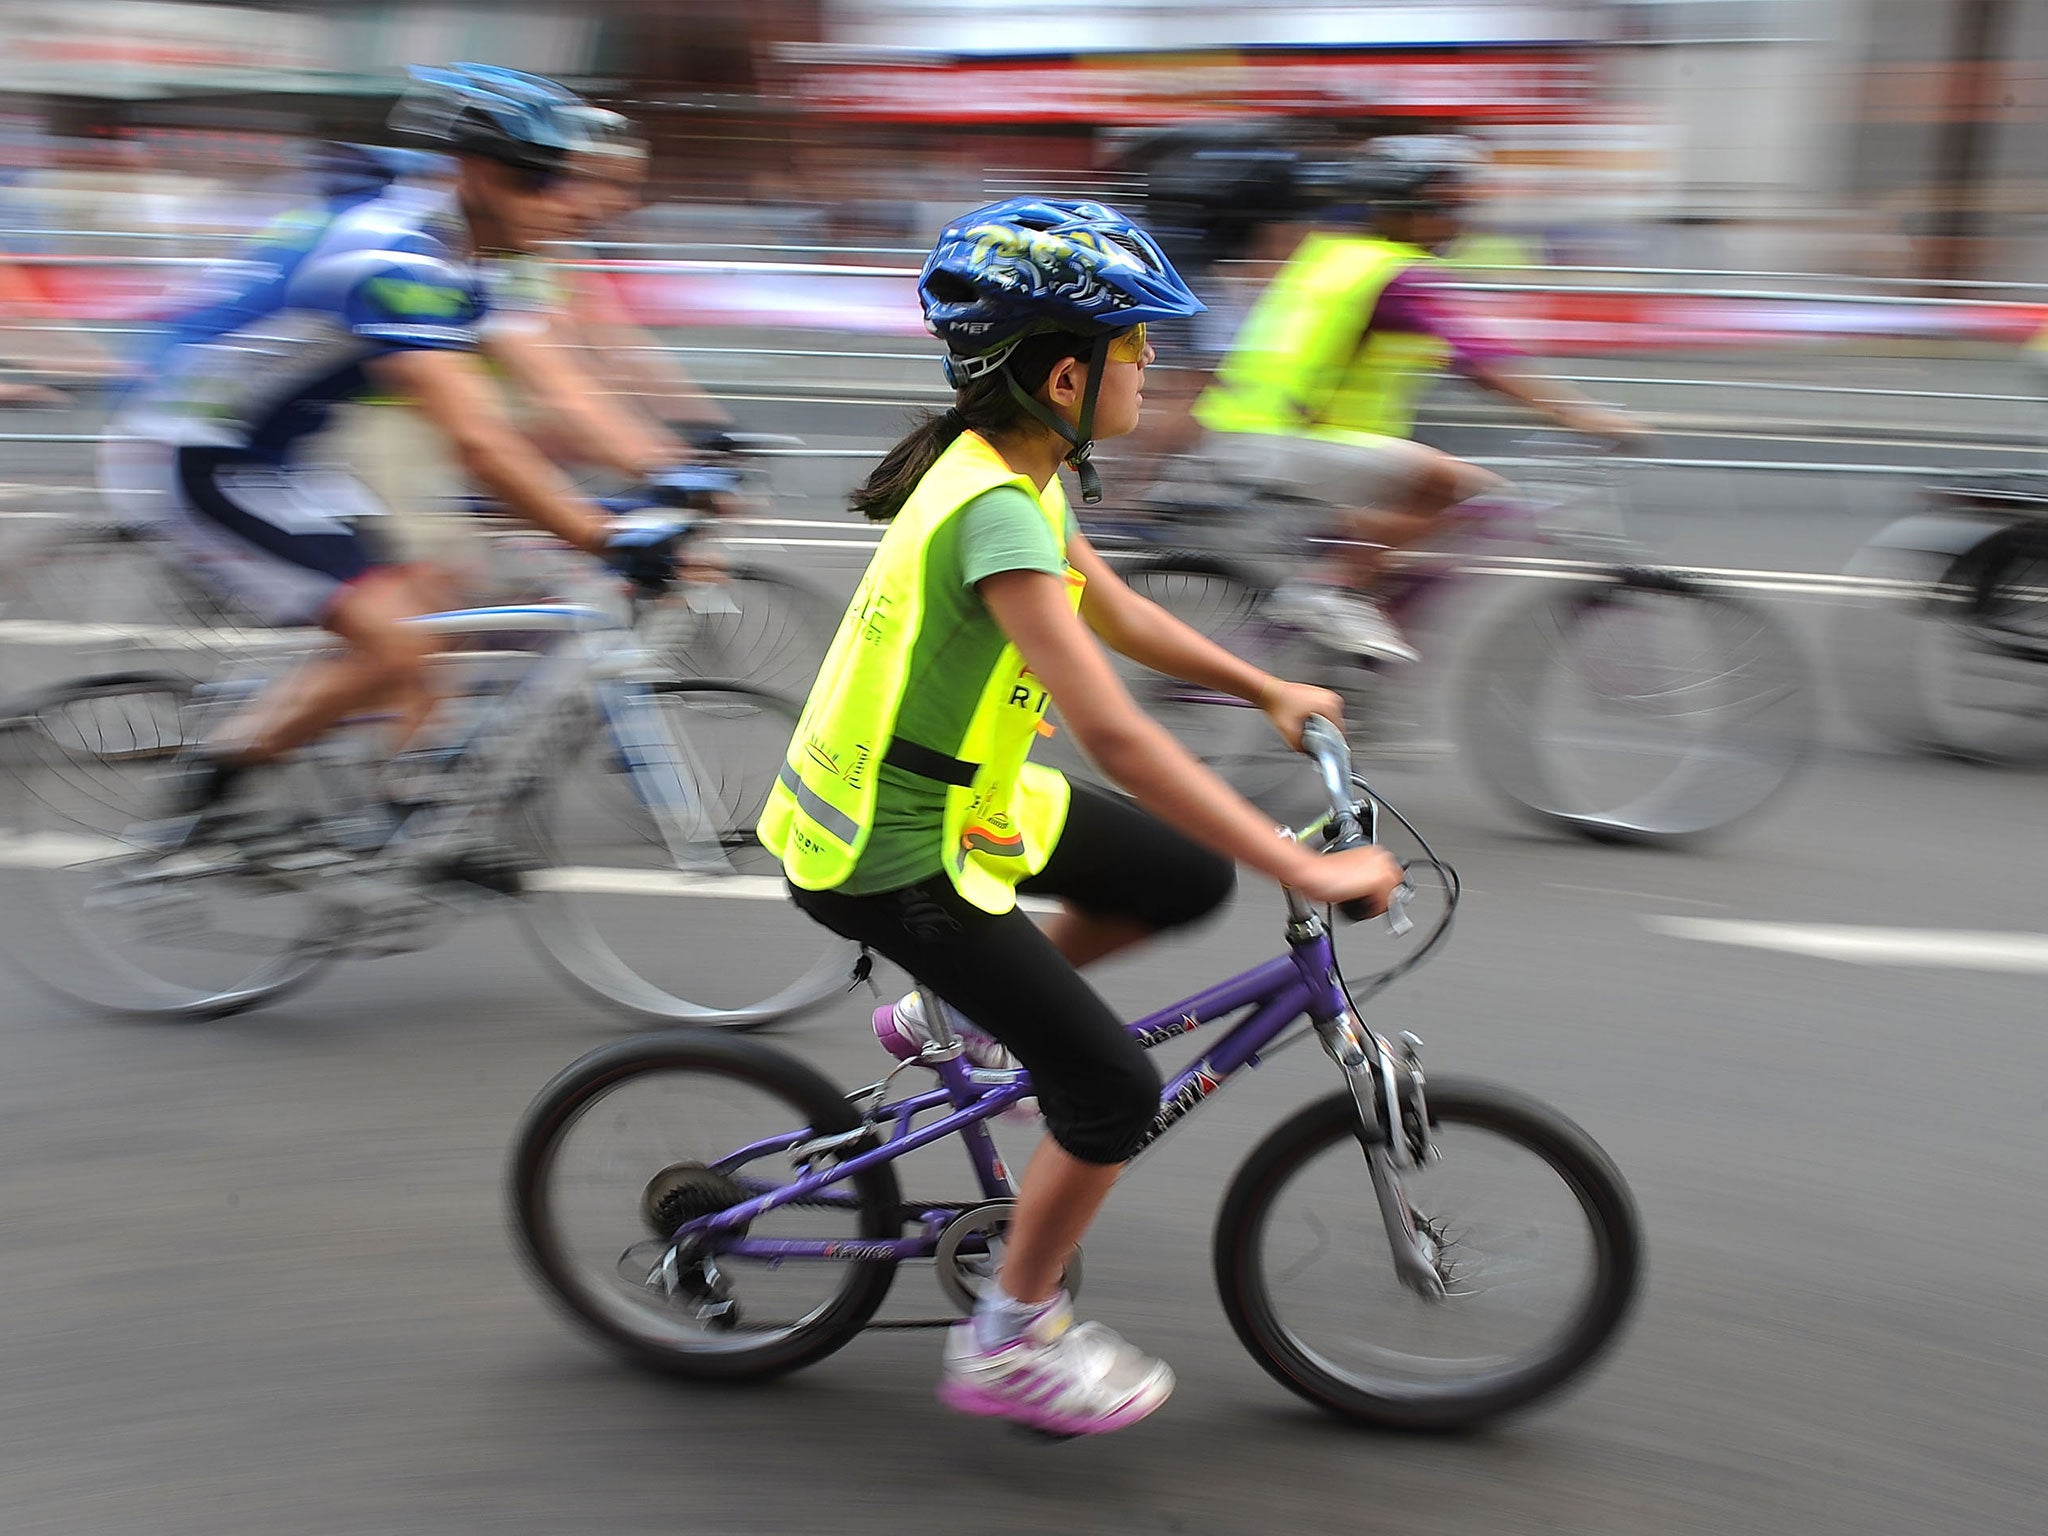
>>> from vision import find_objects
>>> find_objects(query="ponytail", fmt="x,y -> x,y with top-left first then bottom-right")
850,330 -> 1094,521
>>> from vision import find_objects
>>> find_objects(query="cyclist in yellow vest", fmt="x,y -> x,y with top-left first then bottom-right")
1193,135 -> 1640,661
760,198 -> 1403,1436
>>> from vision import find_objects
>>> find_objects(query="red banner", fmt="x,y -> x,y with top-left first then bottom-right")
800,50 -> 1596,125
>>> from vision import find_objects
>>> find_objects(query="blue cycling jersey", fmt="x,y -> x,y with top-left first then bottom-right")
119,176 -> 489,463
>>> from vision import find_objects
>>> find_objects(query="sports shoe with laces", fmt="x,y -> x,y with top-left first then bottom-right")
1270,582 -> 1421,664
938,1292 -> 1175,1436
873,990 -> 1037,1117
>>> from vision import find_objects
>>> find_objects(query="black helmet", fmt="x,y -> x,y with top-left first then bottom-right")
1117,123 -> 1307,265
1345,135 -> 1488,215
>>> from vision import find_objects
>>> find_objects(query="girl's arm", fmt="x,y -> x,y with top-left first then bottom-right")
1068,527 -> 1339,751
983,567 -> 1400,908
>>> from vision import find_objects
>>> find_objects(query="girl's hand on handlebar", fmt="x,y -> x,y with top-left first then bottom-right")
1260,678 -> 1345,751
1288,844 -> 1405,914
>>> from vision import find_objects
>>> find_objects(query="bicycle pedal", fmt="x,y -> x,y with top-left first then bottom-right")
419,843 -> 538,897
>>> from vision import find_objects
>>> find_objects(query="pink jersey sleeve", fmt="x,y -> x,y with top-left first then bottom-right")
1371,265 -> 1523,372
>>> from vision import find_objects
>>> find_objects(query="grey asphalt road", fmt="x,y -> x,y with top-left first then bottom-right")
0,371 -> 2044,1536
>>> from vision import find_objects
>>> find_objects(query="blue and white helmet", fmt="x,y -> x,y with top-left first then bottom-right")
920,197 -> 1203,381
390,62 -> 601,174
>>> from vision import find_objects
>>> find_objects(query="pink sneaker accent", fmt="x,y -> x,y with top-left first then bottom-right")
937,1300 -> 1174,1435
872,991 -> 1038,1120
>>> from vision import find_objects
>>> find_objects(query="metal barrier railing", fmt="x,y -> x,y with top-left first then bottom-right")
7,246 -> 2044,475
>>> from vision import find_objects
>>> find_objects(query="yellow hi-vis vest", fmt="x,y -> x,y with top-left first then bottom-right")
756,430 -> 1081,915
1193,234 -> 1451,442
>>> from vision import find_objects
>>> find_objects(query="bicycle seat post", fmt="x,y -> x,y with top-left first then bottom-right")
918,991 -> 966,1056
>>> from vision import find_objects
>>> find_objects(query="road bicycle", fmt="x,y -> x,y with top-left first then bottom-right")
510,719 -> 1641,1431
1061,439 -> 1812,845
0,435 -> 837,703
1830,469 -> 2048,764
0,507 -> 855,1025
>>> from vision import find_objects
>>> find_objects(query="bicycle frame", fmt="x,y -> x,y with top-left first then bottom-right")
671,902 -> 1359,1264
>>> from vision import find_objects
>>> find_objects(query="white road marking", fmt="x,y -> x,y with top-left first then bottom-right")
1646,915 -> 2048,972
0,838 -> 1060,910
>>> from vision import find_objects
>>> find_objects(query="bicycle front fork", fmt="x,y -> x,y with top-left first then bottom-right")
1314,1010 -> 1447,1301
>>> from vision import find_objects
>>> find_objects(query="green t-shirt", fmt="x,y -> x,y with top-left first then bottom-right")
837,483 -> 1073,895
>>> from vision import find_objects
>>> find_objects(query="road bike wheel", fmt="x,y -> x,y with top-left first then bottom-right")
1215,1080 -> 1640,1431
1038,553 -> 1302,801
0,519 -> 272,697
0,673 -> 331,1019
1459,573 -> 1810,844
1832,516 -> 2048,763
510,1031 -> 901,1380
517,678 -> 858,1029
640,564 -> 837,698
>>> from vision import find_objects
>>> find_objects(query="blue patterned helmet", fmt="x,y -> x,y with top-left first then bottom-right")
390,62 -> 600,174
920,197 -> 1203,379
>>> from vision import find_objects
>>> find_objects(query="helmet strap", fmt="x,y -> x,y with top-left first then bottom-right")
999,333 -> 1111,505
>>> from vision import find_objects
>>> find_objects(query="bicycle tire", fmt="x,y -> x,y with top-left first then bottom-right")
1832,515 -> 2048,763
1459,571 -> 1811,845
509,1030 -> 901,1380
1214,1079 -> 1641,1431
1039,552 -> 1303,800
0,519 -> 271,696
516,677 -> 857,1029
0,671 -> 331,1019
642,564 -> 837,698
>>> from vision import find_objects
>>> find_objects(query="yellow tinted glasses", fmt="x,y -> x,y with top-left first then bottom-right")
1106,323 -> 1148,364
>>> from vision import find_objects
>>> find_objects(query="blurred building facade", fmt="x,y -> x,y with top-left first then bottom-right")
0,0 -> 2037,277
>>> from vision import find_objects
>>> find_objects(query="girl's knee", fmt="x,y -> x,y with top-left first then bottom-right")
1149,849 -> 1235,931
1046,1051 -> 1163,1166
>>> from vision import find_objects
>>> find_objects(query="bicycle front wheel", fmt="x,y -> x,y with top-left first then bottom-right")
1460,573 -> 1811,844
1833,518 -> 2048,763
1215,1080 -> 1641,1431
517,678 -> 858,1028
640,565 -> 837,697
511,1031 -> 901,1380
0,673 -> 330,1019
1039,554 -> 1301,801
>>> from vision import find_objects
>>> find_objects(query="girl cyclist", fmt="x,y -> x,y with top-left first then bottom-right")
759,198 -> 1403,1436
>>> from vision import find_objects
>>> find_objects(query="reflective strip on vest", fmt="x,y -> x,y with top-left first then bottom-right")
755,430 -> 1081,915
1194,234 -> 1449,441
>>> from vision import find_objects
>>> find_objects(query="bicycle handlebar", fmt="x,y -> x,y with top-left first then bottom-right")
1299,714 -> 1413,934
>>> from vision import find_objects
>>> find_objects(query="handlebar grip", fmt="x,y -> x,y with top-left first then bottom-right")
1337,880 -> 1414,930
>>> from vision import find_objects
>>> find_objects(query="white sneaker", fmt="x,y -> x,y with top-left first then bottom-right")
938,1293 -> 1174,1436
873,990 -> 1037,1118
1271,583 -> 1420,664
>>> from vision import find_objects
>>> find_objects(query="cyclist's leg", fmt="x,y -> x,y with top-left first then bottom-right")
232,565 -> 447,763
794,786 -> 1234,1293
160,448 -> 448,772
1019,779 -> 1238,967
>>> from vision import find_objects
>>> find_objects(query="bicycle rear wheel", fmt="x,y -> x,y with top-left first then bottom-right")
0,520 -> 272,697
517,678 -> 857,1028
1215,1080 -> 1640,1431
1459,573 -> 1810,844
0,673 -> 331,1019
510,1031 -> 901,1380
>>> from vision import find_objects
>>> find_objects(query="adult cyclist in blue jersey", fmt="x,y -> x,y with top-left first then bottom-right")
100,64 -> 691,845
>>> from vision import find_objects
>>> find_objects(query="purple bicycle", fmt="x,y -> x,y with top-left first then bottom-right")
1061,440 -> 1812,844
510,721 -> 1641,1431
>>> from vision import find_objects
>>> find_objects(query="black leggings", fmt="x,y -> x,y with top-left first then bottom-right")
789,784 -> 1236,1165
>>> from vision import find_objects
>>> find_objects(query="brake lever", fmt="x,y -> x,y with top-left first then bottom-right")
1386,882 -> 1415,937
